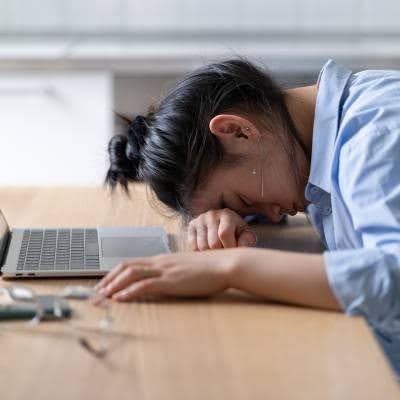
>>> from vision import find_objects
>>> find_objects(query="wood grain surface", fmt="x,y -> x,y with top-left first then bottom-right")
0,186 -> 398,400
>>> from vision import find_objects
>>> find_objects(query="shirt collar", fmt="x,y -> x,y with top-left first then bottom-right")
305,59 -> 352,201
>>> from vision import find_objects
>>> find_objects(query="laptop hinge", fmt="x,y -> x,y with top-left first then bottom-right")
0,231 -> 11,271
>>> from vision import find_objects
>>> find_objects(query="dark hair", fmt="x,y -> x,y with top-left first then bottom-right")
105,58 -> 309,218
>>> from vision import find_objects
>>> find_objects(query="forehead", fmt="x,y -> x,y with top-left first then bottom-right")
187,168 -> 228,216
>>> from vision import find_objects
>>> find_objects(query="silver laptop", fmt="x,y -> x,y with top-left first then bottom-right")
0,210 -> 170,279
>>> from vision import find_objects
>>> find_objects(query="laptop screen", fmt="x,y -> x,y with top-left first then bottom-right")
0,210 -> 10,266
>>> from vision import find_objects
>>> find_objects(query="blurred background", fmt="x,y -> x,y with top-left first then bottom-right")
1,0 -> 400,185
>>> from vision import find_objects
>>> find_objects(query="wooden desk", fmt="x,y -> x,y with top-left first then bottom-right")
0,187 -> 398,400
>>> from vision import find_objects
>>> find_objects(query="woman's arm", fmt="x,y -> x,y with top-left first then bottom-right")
95,247 -> 342,312
230,248 -> 342,311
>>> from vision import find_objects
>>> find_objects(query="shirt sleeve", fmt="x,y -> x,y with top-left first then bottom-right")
324,124 -> 400,336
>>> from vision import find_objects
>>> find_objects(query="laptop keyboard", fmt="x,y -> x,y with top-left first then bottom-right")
17,229 -> 100,271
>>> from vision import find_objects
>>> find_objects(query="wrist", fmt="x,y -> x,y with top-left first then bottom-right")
224,248 -> 248,289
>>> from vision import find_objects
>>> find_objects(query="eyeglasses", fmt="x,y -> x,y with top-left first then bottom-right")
0,286 -> 67,324
0,285 -> 115,359
82,290 -> 114,358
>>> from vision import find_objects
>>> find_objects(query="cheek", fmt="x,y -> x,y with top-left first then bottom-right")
261,168 -> 296,201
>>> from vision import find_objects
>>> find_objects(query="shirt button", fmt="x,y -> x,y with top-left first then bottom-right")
323,206 -> 332,215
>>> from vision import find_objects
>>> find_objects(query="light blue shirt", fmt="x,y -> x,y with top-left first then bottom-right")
305,60 -> 400,376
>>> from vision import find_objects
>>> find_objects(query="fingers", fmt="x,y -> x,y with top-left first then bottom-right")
188,212 -> 221,251
196,225 -> 209,251
94,257 -> 151,291
205,212 -> 222,250
94,261 -> 129,291
103,265 -> 161,297
113,278 -> 164,301
218,212 -> 237,248
188,209 -> 244,250
92,254 -> 173,302
187,223 -> 197,251
237,229 -> 257,247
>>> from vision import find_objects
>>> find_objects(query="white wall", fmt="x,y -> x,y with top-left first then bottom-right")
0,72 -> 112,185
1,0 -> 400,34
1,0 -> 400,185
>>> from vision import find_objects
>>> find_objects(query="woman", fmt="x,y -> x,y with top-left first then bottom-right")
96,58 -> 400,375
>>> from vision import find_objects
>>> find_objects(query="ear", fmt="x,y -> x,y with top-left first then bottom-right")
209,114 -> 261,141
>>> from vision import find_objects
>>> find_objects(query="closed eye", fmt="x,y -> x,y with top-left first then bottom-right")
238,194 -> 252,208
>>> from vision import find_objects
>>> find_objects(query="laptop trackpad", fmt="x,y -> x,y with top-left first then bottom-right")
101,237 -> 168,258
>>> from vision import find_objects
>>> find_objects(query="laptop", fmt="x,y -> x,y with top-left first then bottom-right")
0,210 -> 170,279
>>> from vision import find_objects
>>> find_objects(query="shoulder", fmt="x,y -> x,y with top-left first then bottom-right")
339,69 -> 400,141
342,123 -> 400,153
347,68 -> 400,101
334,67 -> 400,156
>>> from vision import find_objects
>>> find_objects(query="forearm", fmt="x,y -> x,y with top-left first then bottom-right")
228,248 -> 342,311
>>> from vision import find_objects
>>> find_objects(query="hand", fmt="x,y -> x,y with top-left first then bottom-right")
188,208 -> 257,251
93,250 -> 240,302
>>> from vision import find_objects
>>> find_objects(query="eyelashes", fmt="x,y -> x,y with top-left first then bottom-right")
238,194 -> 252,208
218,194 -> 253,214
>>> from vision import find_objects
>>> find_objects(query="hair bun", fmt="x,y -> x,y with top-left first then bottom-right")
105,115 -> 148,189
126,115 -> 148,161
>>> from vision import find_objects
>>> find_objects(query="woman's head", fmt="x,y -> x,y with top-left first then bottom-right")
105,58 -> 311,221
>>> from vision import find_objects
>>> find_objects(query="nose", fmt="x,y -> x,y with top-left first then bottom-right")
262,204 -> 282,224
